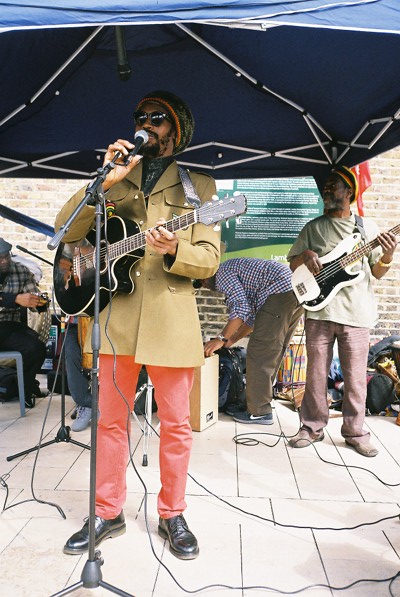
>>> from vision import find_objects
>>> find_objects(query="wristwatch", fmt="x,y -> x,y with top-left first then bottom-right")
216,334 -> 228,343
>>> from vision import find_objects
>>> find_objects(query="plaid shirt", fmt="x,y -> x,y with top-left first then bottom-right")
216,258 -> 293,327
0,259 -> 38,322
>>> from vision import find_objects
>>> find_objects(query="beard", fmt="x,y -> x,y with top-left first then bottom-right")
323,193 -> 345,213
142,129 -> 175,158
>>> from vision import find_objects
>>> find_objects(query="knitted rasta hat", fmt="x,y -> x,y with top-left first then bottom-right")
135,90 -> 194,155
331,165 -> 358,203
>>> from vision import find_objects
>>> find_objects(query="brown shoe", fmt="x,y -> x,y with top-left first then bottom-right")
288,428 -> 324,448
345,439 -> 378,457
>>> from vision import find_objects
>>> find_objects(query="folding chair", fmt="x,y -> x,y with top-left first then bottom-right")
0,351 -> 26,416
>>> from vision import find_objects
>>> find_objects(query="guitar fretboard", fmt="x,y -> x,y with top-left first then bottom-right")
108,211 -> 197,260
340,223 -> 400,268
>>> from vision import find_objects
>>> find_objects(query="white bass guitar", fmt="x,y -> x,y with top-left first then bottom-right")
292,224 -> 399,311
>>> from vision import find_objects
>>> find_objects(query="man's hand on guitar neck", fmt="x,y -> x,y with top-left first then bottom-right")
289,249 -> 322,275
373,230 -> 398,279
145,219 -> 179,257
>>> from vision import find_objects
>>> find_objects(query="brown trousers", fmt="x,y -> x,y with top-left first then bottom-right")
246,291 -> 304,416
300,319 -> 370,442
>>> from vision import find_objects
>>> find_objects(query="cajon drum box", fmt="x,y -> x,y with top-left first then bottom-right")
189,354 -> 219,432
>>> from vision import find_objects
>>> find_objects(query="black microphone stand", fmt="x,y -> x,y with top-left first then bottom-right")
7,270 -> 90,462
48,160 -> 135,596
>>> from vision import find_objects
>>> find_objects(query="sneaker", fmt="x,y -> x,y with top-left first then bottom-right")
288,428 -> 324,448
345,438 -> 378,457
224,403 -> 246,416
71,406 -> 91,432
233,411 -> 273,425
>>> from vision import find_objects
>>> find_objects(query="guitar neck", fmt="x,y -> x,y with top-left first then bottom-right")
341,223 -> 400,267
111,211 -> 197,259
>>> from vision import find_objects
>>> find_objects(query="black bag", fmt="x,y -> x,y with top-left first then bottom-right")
0,366 -> 19,401
47,370 -> 71,395
367,335 -> 400,367
216,346 -> 246,411
366,373 -> 396,414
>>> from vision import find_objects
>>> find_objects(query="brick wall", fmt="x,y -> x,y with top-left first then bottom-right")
362,152 -> 400,341
0,147 -> 399,342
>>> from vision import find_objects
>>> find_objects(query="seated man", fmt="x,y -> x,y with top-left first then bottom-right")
0,238 -> 47,408
64,318 -> 92,432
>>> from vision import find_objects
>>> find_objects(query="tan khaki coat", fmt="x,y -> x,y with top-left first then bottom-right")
55,161 -> 220,367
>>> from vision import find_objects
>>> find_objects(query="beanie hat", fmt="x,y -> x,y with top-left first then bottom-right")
136,90 -> 194,155
0,237 -> 12,254
331,165 -> 358,203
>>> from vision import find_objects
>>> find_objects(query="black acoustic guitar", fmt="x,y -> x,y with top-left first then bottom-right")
53,193 -> 247,316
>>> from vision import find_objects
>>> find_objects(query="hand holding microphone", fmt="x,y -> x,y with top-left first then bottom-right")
102,130 -> 149,190
111,130 -> 149,165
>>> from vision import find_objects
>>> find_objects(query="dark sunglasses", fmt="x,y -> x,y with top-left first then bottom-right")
133,110 -> 171,127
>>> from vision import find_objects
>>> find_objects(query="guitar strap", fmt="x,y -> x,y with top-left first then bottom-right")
354,213 -> 367,267
178,166 -> 201,209
354,214 -> 366,242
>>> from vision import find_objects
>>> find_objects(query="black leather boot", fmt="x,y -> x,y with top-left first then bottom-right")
158,514 -> 199,560
63,511 -> 126,555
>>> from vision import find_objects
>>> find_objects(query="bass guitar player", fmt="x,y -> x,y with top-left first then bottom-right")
287,165 -> 398,458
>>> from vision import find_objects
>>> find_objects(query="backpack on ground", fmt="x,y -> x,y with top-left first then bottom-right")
216,346 -> 246,411
0,366 -> 19,401
366,372 -> 397,414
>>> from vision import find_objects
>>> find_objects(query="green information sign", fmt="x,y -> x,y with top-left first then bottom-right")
216,177 -> 323,262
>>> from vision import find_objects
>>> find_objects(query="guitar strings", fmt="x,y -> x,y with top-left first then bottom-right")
70,198 -> 241,269
313,242 -> 371,283
313,223 -> 400,284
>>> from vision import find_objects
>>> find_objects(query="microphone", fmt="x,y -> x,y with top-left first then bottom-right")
16,244 -> 30,254
115,26 -> 131,81
121,130 -> 149,165
15,245 -> 53,266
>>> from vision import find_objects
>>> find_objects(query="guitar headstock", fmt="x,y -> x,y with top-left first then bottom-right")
197,194 -> 247,226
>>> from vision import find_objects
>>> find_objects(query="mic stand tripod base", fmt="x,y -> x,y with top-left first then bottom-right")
6,425 -> 90,461
7,318 -> 90,462
51,553 -> 136,596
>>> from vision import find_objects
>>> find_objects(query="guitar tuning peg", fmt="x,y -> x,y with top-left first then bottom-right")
211,194 -> 219,201
213,224 -> 221,231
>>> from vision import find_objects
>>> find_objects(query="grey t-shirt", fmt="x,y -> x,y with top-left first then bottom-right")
287,213 -> 381,328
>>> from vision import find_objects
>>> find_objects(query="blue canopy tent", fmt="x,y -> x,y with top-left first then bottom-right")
0,0 -> 399,187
